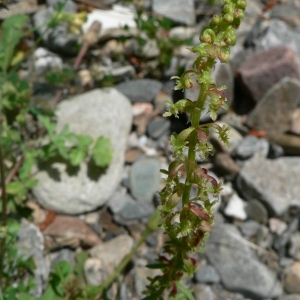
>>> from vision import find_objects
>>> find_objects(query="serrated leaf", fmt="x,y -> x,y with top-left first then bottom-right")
6,181 -> 26,198
69,147 -> 86,166
0,14 -> 29,71
76,135 -> 93,148
92,136 -> 113,167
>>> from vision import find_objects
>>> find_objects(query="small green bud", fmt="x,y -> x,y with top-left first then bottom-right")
224,13 -> 234,23
200,29 -> 216,44
234,8 -> 245,19
236,0 -> 247,10
222,4 -> 234,14
210,15 -> 222,26
223,29 -> 236,46
184,77 -> 193,89
218,47 -> 230,62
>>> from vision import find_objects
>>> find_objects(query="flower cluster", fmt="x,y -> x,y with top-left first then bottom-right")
143,0 -> 247,298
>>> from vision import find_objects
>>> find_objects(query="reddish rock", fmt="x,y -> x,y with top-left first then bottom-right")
283,262 -> 300,293
237,46 -> 300,103
43,215 -> 101,250
132,102 -> 153,135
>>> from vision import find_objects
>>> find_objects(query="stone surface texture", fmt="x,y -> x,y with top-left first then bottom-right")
238,46 -> 300,103
206,224 -> 282,298
247,78 -> 300,135
33,88 -> 132,214
238,154 -> 300,216
152,0 -> 195,26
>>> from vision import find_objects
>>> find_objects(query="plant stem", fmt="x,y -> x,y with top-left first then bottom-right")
0,141 -> 7,290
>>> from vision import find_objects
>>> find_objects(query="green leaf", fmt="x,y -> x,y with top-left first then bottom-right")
92,136 -> 113,167
102,289 -> 111,300
38,116 -> 56,135
54,261 -> 72,278
176,282 -> 195,300
76,135 -> 93,148
18,292 -> 36,300
145,263 -> 169,269
6,182 -> 26,198
69,147 -> 86,166
0,14 -> 29,71
177,127 -> 194,143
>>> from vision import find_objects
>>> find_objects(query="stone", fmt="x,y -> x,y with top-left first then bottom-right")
240,220 -> 261,239
269,218 -> 287,236
268,133 -> 300,155
152,0 -> 195,26
129,157 -> 161,202
289,232 -> 300,261
108,191 -> 154,225
132,102 -> 154,136
32,88 -> 132,214
280,295 -> 300,300
84,257 -> 108,286
0,0 -> 40,19
194,284 -> 215,300
33,8 -> 79,55
82,5 -> 137,41
17,220 -> 49,297
237,154 -> 300,216
271,0 -> 300,27
169,26 -> 196,40
116,79 -> 162,103
255,225 -> 273,250
247,78 -> 300,135
43,215 -> 101,250
33,47 -> 63,76
206,224 -> 282,298
195,265 -> 221,284
223,193 -> 247,220
214,152 -> 240,177
238,47 -> 300,104
147,118 -> 170,140
231,136 -> 269,159
47,0 -> 76,12
125,148 -> 144,164
283,262 -> 300,293
89,234 -> 134,271
48,248 -> 75,270
252,20 -> 300,55
245,199 -> 268,224
291,108 -> 300,135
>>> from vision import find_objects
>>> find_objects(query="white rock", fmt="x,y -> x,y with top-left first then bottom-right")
82,5 -> 137,41
32,88 -> 132,214
224,193 -> 247,220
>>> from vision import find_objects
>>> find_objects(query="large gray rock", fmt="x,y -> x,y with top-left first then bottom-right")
206,224 -> 282,299
33,88 -> 132,214
237,154 -> 300,216
152,0 -> 195,26
247,78 -> 300,135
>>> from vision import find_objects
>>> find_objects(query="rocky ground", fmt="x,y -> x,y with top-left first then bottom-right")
6,0 -> 300,299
